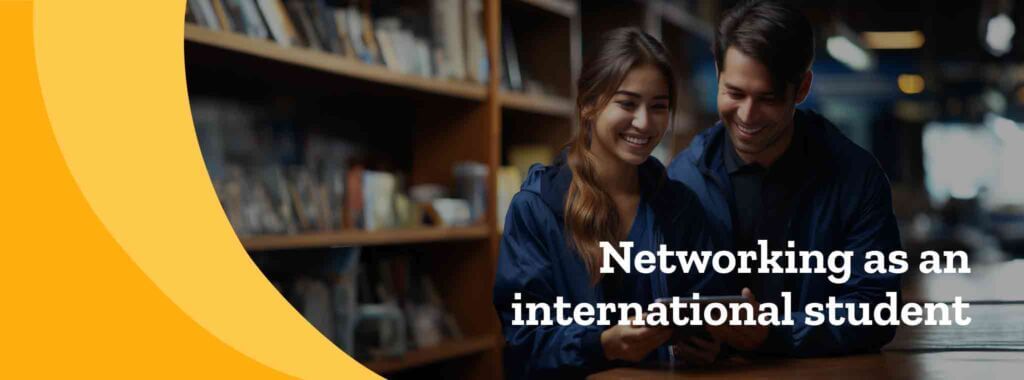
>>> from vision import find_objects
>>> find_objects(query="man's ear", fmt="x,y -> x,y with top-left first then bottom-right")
795,71 -> 813,104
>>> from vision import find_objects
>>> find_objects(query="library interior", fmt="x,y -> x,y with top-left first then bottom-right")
185,0 -> 1024,378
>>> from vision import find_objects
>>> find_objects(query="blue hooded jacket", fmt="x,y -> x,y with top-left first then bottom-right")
493,157 -> 734,379
667,109 -> 903,357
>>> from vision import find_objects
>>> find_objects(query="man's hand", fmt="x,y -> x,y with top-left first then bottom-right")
671,335 -> 721,367
601,322 -> 674,362
707,288 -> 769,351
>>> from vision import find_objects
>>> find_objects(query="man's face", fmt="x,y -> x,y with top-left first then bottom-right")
717,47 -> 810,163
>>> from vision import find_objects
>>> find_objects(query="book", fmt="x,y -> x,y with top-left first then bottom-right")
240,0 -> 272,38
393,27 -> 418,75
261,165 -> 299,234
189,0 -> 222,30
289,167 -> 323,231
357,0 -> 382,64
415,37 -> 433,77
216,0 -> 272,38
331,7 -> 357,57
431,0 -> 466,80
186,2 -> 198,24
344,164 -> 364,229
274,0 -> 305,45
502,13 -> 523,90
340,0 -> 378,63
373,17 -> 402,72
221,1 -> 250,36
323,165 -> 346,231
464,0 -> 488,84
211,0 -> 235,31
285,0 -> 323,50
394,2 -> 436,77
362,170 -> 397,230
307,0 -> 343,54
255,0 -> 294,46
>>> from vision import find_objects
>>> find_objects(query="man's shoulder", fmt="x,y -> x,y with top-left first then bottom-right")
667,124 -> 723,180
802,110 -> 887,184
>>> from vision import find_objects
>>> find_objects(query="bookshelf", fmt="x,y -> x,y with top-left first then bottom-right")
186,1 -> 714,378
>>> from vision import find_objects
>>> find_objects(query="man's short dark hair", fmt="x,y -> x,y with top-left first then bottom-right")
714,1 -> 814,90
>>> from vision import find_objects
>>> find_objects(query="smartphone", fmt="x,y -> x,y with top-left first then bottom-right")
654,295 -> 748,305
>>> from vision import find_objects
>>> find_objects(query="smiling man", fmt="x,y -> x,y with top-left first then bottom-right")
667,0 -> 903,358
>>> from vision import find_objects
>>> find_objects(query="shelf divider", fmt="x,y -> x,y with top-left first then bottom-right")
241,225 -> 490,251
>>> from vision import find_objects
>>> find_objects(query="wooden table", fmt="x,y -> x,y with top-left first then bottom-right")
591,261 -> 1024,379
590,351 -> 1024,379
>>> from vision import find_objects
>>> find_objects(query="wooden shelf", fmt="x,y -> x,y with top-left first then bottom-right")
241,225 -> 490,251
184,24 -> 488,101
364,335 -> 498,374
513,0 -> 577,18
500,90 -> 574,118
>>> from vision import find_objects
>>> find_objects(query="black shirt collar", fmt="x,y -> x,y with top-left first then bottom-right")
722,133 -> 755,174
721,117 -> 808,176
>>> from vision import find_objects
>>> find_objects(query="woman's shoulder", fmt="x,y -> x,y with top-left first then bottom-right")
505,186 -> 562,233
510,161 -> 572,220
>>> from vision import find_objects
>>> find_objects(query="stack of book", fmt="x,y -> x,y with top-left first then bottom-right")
192,96 -> 486,237
186,0 -> 489,84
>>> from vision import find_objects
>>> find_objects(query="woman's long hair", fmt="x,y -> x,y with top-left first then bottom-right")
566,28 -> 677,284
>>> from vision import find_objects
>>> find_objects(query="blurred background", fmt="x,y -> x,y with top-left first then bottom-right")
186,0 -> 1024,378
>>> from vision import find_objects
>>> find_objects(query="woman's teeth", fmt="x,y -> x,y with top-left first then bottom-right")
622,134 -> 650,145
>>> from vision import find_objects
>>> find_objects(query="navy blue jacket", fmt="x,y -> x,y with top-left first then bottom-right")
667,109 -> 902,357
493,157 -> 732,379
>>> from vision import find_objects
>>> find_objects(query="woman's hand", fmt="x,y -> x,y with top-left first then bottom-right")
601,323 -> 674,362
671,335 -> 721,367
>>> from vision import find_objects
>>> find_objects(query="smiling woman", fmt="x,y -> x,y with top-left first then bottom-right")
493,27 -> 736,379
566,28 -> 678,276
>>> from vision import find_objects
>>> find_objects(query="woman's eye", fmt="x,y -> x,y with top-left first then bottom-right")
617,101 -> 637,109
651,103 -> 669,110
727,92 -> 743,100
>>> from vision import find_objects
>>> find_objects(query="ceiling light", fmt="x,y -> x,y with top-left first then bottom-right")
897,74 -> 925,94
986,13 -> 1015,56
861,31 -> 925,49
827,35 -> 874,71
